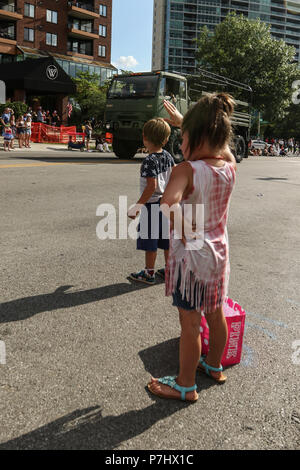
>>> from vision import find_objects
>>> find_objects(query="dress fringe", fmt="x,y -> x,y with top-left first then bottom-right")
166,260 -> 225,314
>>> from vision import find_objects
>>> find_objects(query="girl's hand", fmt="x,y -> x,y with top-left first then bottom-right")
163,100 -> 183,128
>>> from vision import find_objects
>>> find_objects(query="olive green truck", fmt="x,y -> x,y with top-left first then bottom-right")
104,69 -> 252,163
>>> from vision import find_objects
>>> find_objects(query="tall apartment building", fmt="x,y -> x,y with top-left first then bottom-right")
152,0 -> 300,74
0,0 -> 115,83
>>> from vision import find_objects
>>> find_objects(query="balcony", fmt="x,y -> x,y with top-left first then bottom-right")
67,38 -> 93,57
0,2 -> 23,20
68,23 -> 99,39
68,1 -> 99,20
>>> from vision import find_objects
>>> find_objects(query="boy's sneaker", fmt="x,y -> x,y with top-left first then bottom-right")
156,268 -> 165,280
129,269 -> 155,285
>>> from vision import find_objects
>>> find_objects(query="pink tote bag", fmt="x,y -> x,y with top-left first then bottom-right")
200,298 -> 246,367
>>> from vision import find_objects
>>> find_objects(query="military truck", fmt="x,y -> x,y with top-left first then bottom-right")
104,69 -> 252,163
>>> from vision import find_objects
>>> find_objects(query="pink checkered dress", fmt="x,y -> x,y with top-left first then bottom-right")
165,160 -> 236,313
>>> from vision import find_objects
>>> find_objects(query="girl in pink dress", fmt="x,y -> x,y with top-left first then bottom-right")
148,93 -> 237,402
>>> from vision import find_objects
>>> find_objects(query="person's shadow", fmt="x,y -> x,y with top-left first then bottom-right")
0,401 -> 186,450
0,337 -> 211,450
0,281 -> 156,324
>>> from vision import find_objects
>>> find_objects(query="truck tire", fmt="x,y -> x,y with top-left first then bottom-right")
233,136 -> 245,163
113,140 -> 137,159
165,130 -> 183,164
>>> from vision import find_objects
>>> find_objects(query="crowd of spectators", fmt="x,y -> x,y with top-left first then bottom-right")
249,137 -> 299,157
1,106 -> 63,151
1,107 -> 32,151
33,107 -> 61,126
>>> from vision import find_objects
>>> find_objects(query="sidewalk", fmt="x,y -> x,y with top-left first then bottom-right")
1,143 -> 66,152
0,141 -> 112,154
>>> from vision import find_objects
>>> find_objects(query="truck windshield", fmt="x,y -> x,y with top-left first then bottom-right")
107,75 -> 159,99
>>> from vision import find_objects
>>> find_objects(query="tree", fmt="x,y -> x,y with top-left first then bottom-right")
268,103 -> 300,139
196,12 -> 300,121
0,101 -> 27,117
70,72 -> 110,124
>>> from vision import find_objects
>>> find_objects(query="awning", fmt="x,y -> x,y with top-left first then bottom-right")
16,46 -> 49,58
51,51 -> 117,70
0,57 -> 76,94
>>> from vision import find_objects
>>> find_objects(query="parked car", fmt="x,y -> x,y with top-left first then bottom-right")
251,139 -> 271,150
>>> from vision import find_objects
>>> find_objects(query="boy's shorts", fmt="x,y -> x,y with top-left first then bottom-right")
137,201 -> 170,252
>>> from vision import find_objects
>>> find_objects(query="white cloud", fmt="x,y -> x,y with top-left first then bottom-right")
113,55 -> 139,70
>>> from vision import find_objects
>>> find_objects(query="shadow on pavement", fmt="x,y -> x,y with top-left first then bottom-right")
0,282 -> 152,324
7,154 -> 145,164
0,338 -> 213,449
0,399 -> 190,450
139,338 -> 214,392
256,177 -> 288,181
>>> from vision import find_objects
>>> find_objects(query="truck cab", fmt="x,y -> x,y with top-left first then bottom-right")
105,71 -> 187,162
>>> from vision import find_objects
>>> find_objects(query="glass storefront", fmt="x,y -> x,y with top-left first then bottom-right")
55,57 -> 116,85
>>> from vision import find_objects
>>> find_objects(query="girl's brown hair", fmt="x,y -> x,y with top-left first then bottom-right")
182,92 -> 235,158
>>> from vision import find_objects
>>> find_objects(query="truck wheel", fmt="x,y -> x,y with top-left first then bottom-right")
165,130 -> 183,164
113,140 -> 137,159
233,136 -> 245,163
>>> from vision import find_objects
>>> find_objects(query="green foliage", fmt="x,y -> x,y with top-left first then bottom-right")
268,103 -> 300,139
70,72 -> 109,124
0,101 -> 27,117
196,12 -> 300,121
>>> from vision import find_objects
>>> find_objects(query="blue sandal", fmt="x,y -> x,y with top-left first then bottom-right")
148,376 -> 198,402
198,357 -> 227,384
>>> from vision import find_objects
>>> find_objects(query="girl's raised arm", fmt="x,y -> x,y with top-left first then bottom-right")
163,100 -> 183,128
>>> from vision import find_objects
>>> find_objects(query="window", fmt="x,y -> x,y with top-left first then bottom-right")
98,45 -> 106,57
68,39 -> 93,56
99,4 -> 107,16
99,24 -> 107,37
46,33 -> 57,47
46,9 -> 58,24
24,28 -> 34,42
24,3 -> 35,18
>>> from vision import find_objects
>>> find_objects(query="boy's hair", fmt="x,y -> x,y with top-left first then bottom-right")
182,92 -> 235,157
143,117 -> 171,148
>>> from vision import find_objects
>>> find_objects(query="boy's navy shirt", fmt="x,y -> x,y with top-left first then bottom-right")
140,149 -> 175,203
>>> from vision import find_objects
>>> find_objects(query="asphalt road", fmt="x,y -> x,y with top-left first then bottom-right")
0,151 -> 299,450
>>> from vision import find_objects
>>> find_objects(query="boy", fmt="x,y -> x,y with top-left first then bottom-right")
128,117 -> 175,284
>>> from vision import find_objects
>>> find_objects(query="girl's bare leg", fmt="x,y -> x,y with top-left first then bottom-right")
148,307 -> 200,401
177,308 -> 202,386
200,306 -> 228,381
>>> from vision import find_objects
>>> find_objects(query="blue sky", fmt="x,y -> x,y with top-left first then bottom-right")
111,0 -> 153,72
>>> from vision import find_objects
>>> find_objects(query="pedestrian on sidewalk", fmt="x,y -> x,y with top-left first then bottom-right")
148,94 -> 237,402
51,110 -> 60,127
3,125 -> 14,151
128,118 -> 175,285
9,113 -> 16,150
96,134 -> 110,152
84,121 -> 93,152
16,115 -> 26,149
24,111 -> 32,148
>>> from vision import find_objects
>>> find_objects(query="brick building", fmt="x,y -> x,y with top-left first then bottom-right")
0,0 -> 115,121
